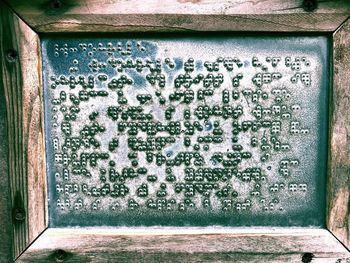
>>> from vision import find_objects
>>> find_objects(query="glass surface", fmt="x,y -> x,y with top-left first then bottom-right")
42,35 -> 329,227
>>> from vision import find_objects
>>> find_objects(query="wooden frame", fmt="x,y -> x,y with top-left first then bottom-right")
0,0 -> 349,262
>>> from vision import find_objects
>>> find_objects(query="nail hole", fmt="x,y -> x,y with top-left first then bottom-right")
302,252 -> 314,263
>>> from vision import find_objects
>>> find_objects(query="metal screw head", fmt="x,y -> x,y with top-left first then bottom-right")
302,252 -> 314,263
14,207 -> 26,221
53,249 -> 67,262
6,49 -> 18,63
51,0 -> 62,9
302,0 -> 318,12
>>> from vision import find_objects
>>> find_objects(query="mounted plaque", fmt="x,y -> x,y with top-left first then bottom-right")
42,36 -> 329,227
2,1 -> 350,261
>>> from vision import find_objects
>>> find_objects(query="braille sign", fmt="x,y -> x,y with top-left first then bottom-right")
42,36 -> 329,227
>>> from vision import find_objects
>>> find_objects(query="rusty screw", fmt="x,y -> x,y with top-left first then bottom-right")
6,49 -> 18,63
302,252 -> 314,263
51,0 -> 62,9
14,207 -> 26,222
53,249 -> 67,262
302,0 -> 318,12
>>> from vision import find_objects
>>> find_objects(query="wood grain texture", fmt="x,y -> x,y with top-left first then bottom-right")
17,228 -> 350,262
0,6 -> 14,260
0,0 -> 47,260
4,0 -> 350,32
328,17 -> 350,250
7,0 -> 350,15
18,10 -> 48,247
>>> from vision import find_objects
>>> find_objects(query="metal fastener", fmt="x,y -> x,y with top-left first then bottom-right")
51,0 -> 62,9
6,49 -> 18,62
302,252 -> 314,263
302,0 -> 318,12
14,207 -> 26,222
53,249 -> 67,262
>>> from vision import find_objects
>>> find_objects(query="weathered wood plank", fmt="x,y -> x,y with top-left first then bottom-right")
0,0 -> 47,260
14,14 -> 350,33
6,0 -> 350,15
0,11 -> 14,261
5,0 -> 350,32
4,0 -> 350,15
17,251 -> 350,263
0,2 -> 27,259
17,228 -> 350,262
18,10 -> 48,246
327,18 -> 350,250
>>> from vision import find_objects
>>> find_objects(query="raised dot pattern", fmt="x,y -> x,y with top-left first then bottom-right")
43,38 -> 327,226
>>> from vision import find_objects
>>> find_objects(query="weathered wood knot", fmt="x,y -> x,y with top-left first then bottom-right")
6,49 -> 18,63
302,0 -> 318,12
302,252 -> 314,262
